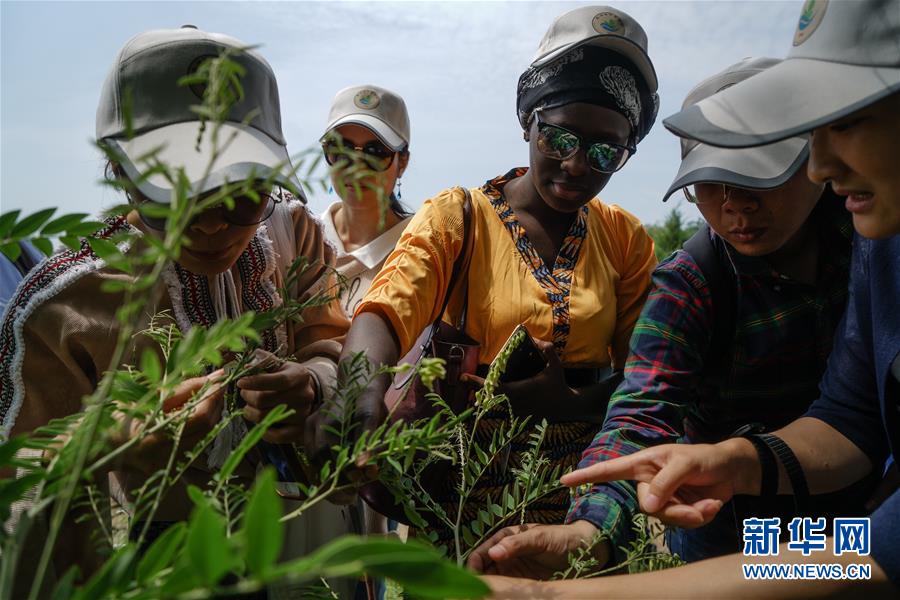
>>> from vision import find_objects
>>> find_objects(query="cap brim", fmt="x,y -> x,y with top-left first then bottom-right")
664,58 -> 900,148
105,121 -> 304,204
323,114 -> 406,151
531,35 -> 658,92
663,137 -> 808,202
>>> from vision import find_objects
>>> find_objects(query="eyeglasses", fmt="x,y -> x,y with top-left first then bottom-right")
321,138 -> 396,172
533,110 -> 635,174
137,190 -> 280,231
683,183 -> 760,205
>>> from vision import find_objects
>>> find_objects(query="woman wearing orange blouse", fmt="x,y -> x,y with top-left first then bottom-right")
307,5 -> 659,539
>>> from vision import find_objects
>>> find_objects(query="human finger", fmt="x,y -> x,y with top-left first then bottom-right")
163,369 -> 225,412
488,527 -> 548,562
645,493 -> 723,529
560,448 -> 663,488
467,526 -> 527,572
460,373 -> 486,390
183,384 -> 226,434
262,424 -> 304,444
642,454 -> 705,513
238,364 -> 311,392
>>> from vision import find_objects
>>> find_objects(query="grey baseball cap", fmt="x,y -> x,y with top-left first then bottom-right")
663,58 -> 809,202
664,0 -> 900,148
531,5 -> 658,92
96,25 -> 303,203
322,84 -> 410,151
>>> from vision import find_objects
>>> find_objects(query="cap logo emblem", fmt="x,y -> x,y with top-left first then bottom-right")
793,0 -> 828,46
353,89 -> 381,110
592,12 -> 624,34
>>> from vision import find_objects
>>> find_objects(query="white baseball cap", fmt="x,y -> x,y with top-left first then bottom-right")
96,25 -> 302,203
663,58 -> 809,202
531,5 -> 658,92
322,84 -> 410,151
664,0 -> 900,148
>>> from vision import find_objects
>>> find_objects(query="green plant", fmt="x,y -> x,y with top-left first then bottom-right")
553,514 -> 684,580
372,329 -> 566,567
646,206 -> 702,261
0,45 -> 487,600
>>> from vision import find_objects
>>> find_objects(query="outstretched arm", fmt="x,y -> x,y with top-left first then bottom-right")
484,542 -> 894,599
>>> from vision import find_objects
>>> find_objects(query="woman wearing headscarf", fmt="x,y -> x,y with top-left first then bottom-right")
307,5 -> 659,548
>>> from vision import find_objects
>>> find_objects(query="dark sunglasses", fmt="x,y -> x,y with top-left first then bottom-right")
321,139 -> 396,172
683,183 -> 761,205
534,110 -> 635,174
136,190 -> 280,231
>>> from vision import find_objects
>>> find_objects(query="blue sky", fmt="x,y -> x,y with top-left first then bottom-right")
1,0 -> 800,226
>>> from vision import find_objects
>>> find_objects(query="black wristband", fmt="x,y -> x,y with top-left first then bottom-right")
758,433 -> 810,514
741,434 -> 779,498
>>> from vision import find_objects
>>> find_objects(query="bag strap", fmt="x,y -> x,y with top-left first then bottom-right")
682,224 -> 737,376
424,187 -> 474,344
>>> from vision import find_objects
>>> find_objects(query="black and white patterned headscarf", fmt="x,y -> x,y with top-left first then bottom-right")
517,46 -> 659,144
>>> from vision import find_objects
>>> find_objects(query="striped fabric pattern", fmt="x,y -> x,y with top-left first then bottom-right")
482,168 -> 589,354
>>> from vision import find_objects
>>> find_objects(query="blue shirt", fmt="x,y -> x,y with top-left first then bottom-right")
0,241 -> 43,314
805,233 -> 900,583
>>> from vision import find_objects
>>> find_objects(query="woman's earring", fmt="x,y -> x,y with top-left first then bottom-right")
396,178 -> 402,201
328,185 -> 334,195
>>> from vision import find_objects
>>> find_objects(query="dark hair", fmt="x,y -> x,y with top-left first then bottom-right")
389,147 -> 412,217
389,193 -> 411,218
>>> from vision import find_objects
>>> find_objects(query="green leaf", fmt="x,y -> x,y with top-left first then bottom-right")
0,435 -> 29,467
1,242 -> 21,262
31,237 -> 54,256
88,237 -> 124,262
59,235 -> 82,251
187,485 -> 207,508
186,502 -> 231,586
136,522 -> 187,584
72,544 -> 137,600
140,349 -> 162,384
0,472 -> 44,524
215,404 -> 289,486
0,210 -> 22,238
64,221 -> 106,237
10,208 -> 56,238
50,565 -> 80,600
241,468 -> 284,577
273,537 -> 488,599
40,213 -> 89,235
461,525 -> 476,548
100,279 -> 130,293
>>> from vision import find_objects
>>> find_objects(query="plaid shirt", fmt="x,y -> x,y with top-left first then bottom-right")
566,198 -> 853,553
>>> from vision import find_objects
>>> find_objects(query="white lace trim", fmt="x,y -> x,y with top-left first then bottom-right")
1,232 -> 135,441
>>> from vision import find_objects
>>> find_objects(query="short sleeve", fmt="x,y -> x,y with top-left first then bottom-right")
607,207 -> 657,367
355,188 -> 467,356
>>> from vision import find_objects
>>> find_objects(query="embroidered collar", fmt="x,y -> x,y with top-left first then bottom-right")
481,168 -> 589,354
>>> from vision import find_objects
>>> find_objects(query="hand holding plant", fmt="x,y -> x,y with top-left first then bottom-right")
467,521 -> 607,579
237,349 -> 316,444
113,370 -> 227,474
